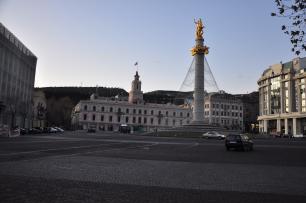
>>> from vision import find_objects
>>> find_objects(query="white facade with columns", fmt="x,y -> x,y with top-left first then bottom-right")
258,57 -> 306,136
71,72 -> 192,132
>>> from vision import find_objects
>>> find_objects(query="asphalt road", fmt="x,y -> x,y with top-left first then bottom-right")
1,131 -> 306,203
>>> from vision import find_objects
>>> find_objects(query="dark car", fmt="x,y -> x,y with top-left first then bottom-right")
225,134 -> 253,151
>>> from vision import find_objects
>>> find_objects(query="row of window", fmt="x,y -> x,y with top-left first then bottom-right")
211,118 -> 242,126
204,111 -> 242,117
83,104 -> 190,117
82,113 -> 189,126
204,103 -> 242,110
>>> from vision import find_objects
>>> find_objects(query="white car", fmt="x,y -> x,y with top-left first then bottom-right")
54,127 -> 64,133
202,131 -> 226,139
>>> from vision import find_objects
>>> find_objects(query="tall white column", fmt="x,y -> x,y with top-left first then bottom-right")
263,120 -> 268,133
293,118 -> 297,136
277,119 -> 281,133
284,118 -> 288,134
193,39 -> 205,123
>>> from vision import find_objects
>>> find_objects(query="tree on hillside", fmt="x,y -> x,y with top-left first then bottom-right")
271,0 -> 306,55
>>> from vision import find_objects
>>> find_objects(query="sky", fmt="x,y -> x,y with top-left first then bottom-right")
0,0 -> 303,94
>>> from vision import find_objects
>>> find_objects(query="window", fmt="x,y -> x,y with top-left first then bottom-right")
101,115 -> 104,121
126,108 -> 129,114
150,118 -> 154,124
166,111 -> 168,116
117,116 -> 121,122
270,76 -> 281,114
173,112 -> 176,116
180,112 -> 183,117
83,114 -> 87,120
187,113 -> 190,117
118,108 -> 121,113
138,117 -> 141,124
84,105 -> 87,111
93,106 -> 96,111
144,117 -> 147,124
126,116 -> 129,123
101,106 -> 105,112
109,116 -> 112,122
151,110 -> 154,115
144,110 -> 147,115
172,119 -> 176,126
133,109 -> 136,114
110,107 -> 113,112
133,117 -> 136,123
92,114 -> 96,121
138,109 -> 142,114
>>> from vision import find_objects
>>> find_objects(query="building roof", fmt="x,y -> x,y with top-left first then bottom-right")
0,22 -> 37,58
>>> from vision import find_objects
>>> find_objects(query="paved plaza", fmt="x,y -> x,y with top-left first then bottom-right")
1,132 -> 306,202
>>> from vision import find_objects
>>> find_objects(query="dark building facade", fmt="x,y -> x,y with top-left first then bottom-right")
0,23 -> 37,128
235,92 -> 259,133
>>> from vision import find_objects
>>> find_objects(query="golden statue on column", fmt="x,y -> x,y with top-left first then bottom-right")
191,18 -> 209,56
195,19 -> 204,40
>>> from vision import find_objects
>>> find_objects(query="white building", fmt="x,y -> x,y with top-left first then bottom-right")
258,57 -> 306,135
71,72 -> 192,132
204,92 -> 244,130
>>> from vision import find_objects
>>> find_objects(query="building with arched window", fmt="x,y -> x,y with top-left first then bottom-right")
258,57 -> 306,136
71,71 -> 192,132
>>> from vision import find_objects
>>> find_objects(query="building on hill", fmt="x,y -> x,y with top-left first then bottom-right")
258,57 -> 306,136
71,72 -> 192,132
204,91 -> 244,130
0,23 -> 37,129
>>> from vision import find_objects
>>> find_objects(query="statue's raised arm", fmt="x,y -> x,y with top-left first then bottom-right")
194,18 -> 204,40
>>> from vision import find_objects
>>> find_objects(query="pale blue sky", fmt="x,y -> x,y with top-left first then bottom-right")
0,0 -> 303,93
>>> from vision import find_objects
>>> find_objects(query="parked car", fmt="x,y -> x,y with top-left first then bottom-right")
28,128 -> 42,134
225,134 -> 253,151
20,128 -> 27,135
202,131 -> 225,139
54,127 -> 64,133
48,127 -> 58,133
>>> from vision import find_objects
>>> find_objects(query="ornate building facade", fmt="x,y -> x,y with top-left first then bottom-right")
0,23 -> 37,128
258,57 -> 306,135
71,72 -> 192,132
204,92 -> 244,130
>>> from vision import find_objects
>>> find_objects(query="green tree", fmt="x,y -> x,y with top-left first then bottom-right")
271,0 -> 306,55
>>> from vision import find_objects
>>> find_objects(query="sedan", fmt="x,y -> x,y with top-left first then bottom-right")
225,134 -> 253,151
202,131 -> 226,139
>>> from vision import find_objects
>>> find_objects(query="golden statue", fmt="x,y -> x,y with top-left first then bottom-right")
194,18 -> 204,39
190,18 -> 209,56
